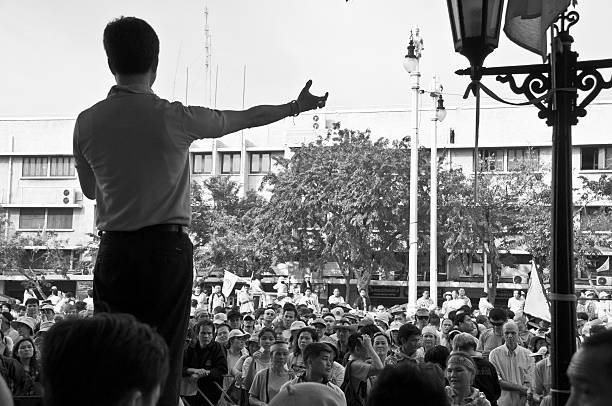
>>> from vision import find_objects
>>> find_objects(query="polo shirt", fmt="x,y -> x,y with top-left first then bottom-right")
73,84 -> 229,231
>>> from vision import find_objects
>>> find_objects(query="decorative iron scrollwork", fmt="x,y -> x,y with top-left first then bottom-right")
496,72 -> 551,123
575,68 -> 612,122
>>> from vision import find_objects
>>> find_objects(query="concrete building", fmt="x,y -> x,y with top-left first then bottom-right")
0,100 -> 610,302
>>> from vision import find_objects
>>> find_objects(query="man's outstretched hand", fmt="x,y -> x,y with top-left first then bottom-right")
297,80 -> 329,113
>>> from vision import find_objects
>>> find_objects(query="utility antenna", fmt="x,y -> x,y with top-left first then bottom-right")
204,3 -> 212,106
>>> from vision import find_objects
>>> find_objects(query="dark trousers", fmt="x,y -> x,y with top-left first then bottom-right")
93,229 -> 193,406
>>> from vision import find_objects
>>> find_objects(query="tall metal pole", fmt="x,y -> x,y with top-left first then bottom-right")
429,85 -> 439,308
408,59 -> 420,307
549,28 -> 577,406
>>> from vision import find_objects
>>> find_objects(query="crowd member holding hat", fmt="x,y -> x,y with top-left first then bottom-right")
452,333 -> 500,406
281,342 -> 346,401
342,332 -> 383,406
249,340 -> 292,406
183,320 -> 228,406
288,326 -> 318,375
445,351 -> 491,405
384,323 -> 423,367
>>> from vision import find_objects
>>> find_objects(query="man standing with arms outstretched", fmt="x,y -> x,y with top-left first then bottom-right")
73,16 -> 328,406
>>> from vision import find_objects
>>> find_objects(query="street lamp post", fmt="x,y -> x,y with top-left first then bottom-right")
403,29 -> 422,307
429,79 -> 446,307
446,2 -> 612,404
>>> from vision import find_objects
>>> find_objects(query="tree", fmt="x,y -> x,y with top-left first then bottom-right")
0,219 -> 74,298
253,129 -> 430,301
190,176 -> 269,278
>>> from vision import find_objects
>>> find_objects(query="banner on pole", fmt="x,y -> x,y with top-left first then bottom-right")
596,257 -> 610,273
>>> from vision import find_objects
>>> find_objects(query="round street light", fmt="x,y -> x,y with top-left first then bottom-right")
403,36 -> 419,73
435,95 -> 447,122
446,0 -> 504,79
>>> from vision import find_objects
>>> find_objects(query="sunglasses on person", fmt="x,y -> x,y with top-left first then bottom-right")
490,320 -> 505,326
416,316 -> 429,320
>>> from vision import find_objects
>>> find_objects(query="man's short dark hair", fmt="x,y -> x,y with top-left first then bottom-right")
42,313 -> 168,406
581,329 -> 612,378
302,342 -> 332,365
103,16 -> 159,75
366,362 -> 447,406
424,345 -> 451,371
397,323 -> 421,341
24,298 -> 39,306
347,332 -> 363,353
488,308 -> 507,321
227,310 -> 241,321
283,307 -> 296,316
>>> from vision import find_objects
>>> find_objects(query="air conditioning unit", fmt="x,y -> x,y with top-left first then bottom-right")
596,276 -> 612,286
60,188 -> 75,204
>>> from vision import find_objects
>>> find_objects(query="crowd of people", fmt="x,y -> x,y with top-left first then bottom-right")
0,281 -> 610,406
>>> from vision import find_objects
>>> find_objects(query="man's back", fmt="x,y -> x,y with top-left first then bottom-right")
74,84 -> 227,231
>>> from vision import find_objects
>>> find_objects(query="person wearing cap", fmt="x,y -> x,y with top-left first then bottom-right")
385,323 -> 423,367
374,312 -> 390,332
328,288 -> 345,306
445,351 -> 491,406
415,308 -> 430,330
281,342 -> 346,400
488,321 -> 534,406
11,317 -> 36,341
331,319 -> 355,366
452,333 -> 500,406
40,304 -> 55,323
183,320 -> 228,406
226,309 -> 242,331
387,321 -> 402,350
213,312 -> 228,326
597,290 -> 611,319
243,314 -> 256,335
318,336 -> 346,387
226,329 -> 250,378
477,308 -> 508,360
47,286 -> 61,307
248,340 -> 292,406
309,318 -> 326,338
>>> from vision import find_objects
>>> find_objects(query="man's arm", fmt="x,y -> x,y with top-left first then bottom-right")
219,80 -> 328,136
73,120 -> 96,200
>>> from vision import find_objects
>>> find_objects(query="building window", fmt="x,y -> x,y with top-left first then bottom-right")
19,208 -> 45,229
47,208 -> 73,229
22,157 -> 48,177
221,153 -> 241,174
581,146 -> 612,170
50,156 -> 75,177
507,148 -> 540,171
249,151 -> 283,174
23,156 -> 74,177
479,149 -> 504,172
193,153 -> 213,174
19,208 -> 73,230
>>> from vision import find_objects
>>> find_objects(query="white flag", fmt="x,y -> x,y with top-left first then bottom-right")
596,257 -> 610,273
524,261 -> 551,322
222,271 -> 240,297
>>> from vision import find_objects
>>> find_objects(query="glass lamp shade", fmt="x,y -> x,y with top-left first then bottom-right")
436,107 -> 447,122
403,56 -> 419,73
447,0 -> 504,73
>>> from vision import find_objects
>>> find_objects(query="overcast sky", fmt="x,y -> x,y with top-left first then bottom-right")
1,0 -> 610,118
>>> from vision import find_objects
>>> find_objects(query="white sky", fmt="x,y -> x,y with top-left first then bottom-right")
1,0 -> 611,118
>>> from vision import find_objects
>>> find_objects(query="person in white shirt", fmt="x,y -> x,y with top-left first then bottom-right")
328,289 -> 345,306
47,287 -> 61,307
489,321 -> 534,406
83,289 -> 94,312
416,290 -> 434,310
208,285 -> 226,313
507,291 -> 525,315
